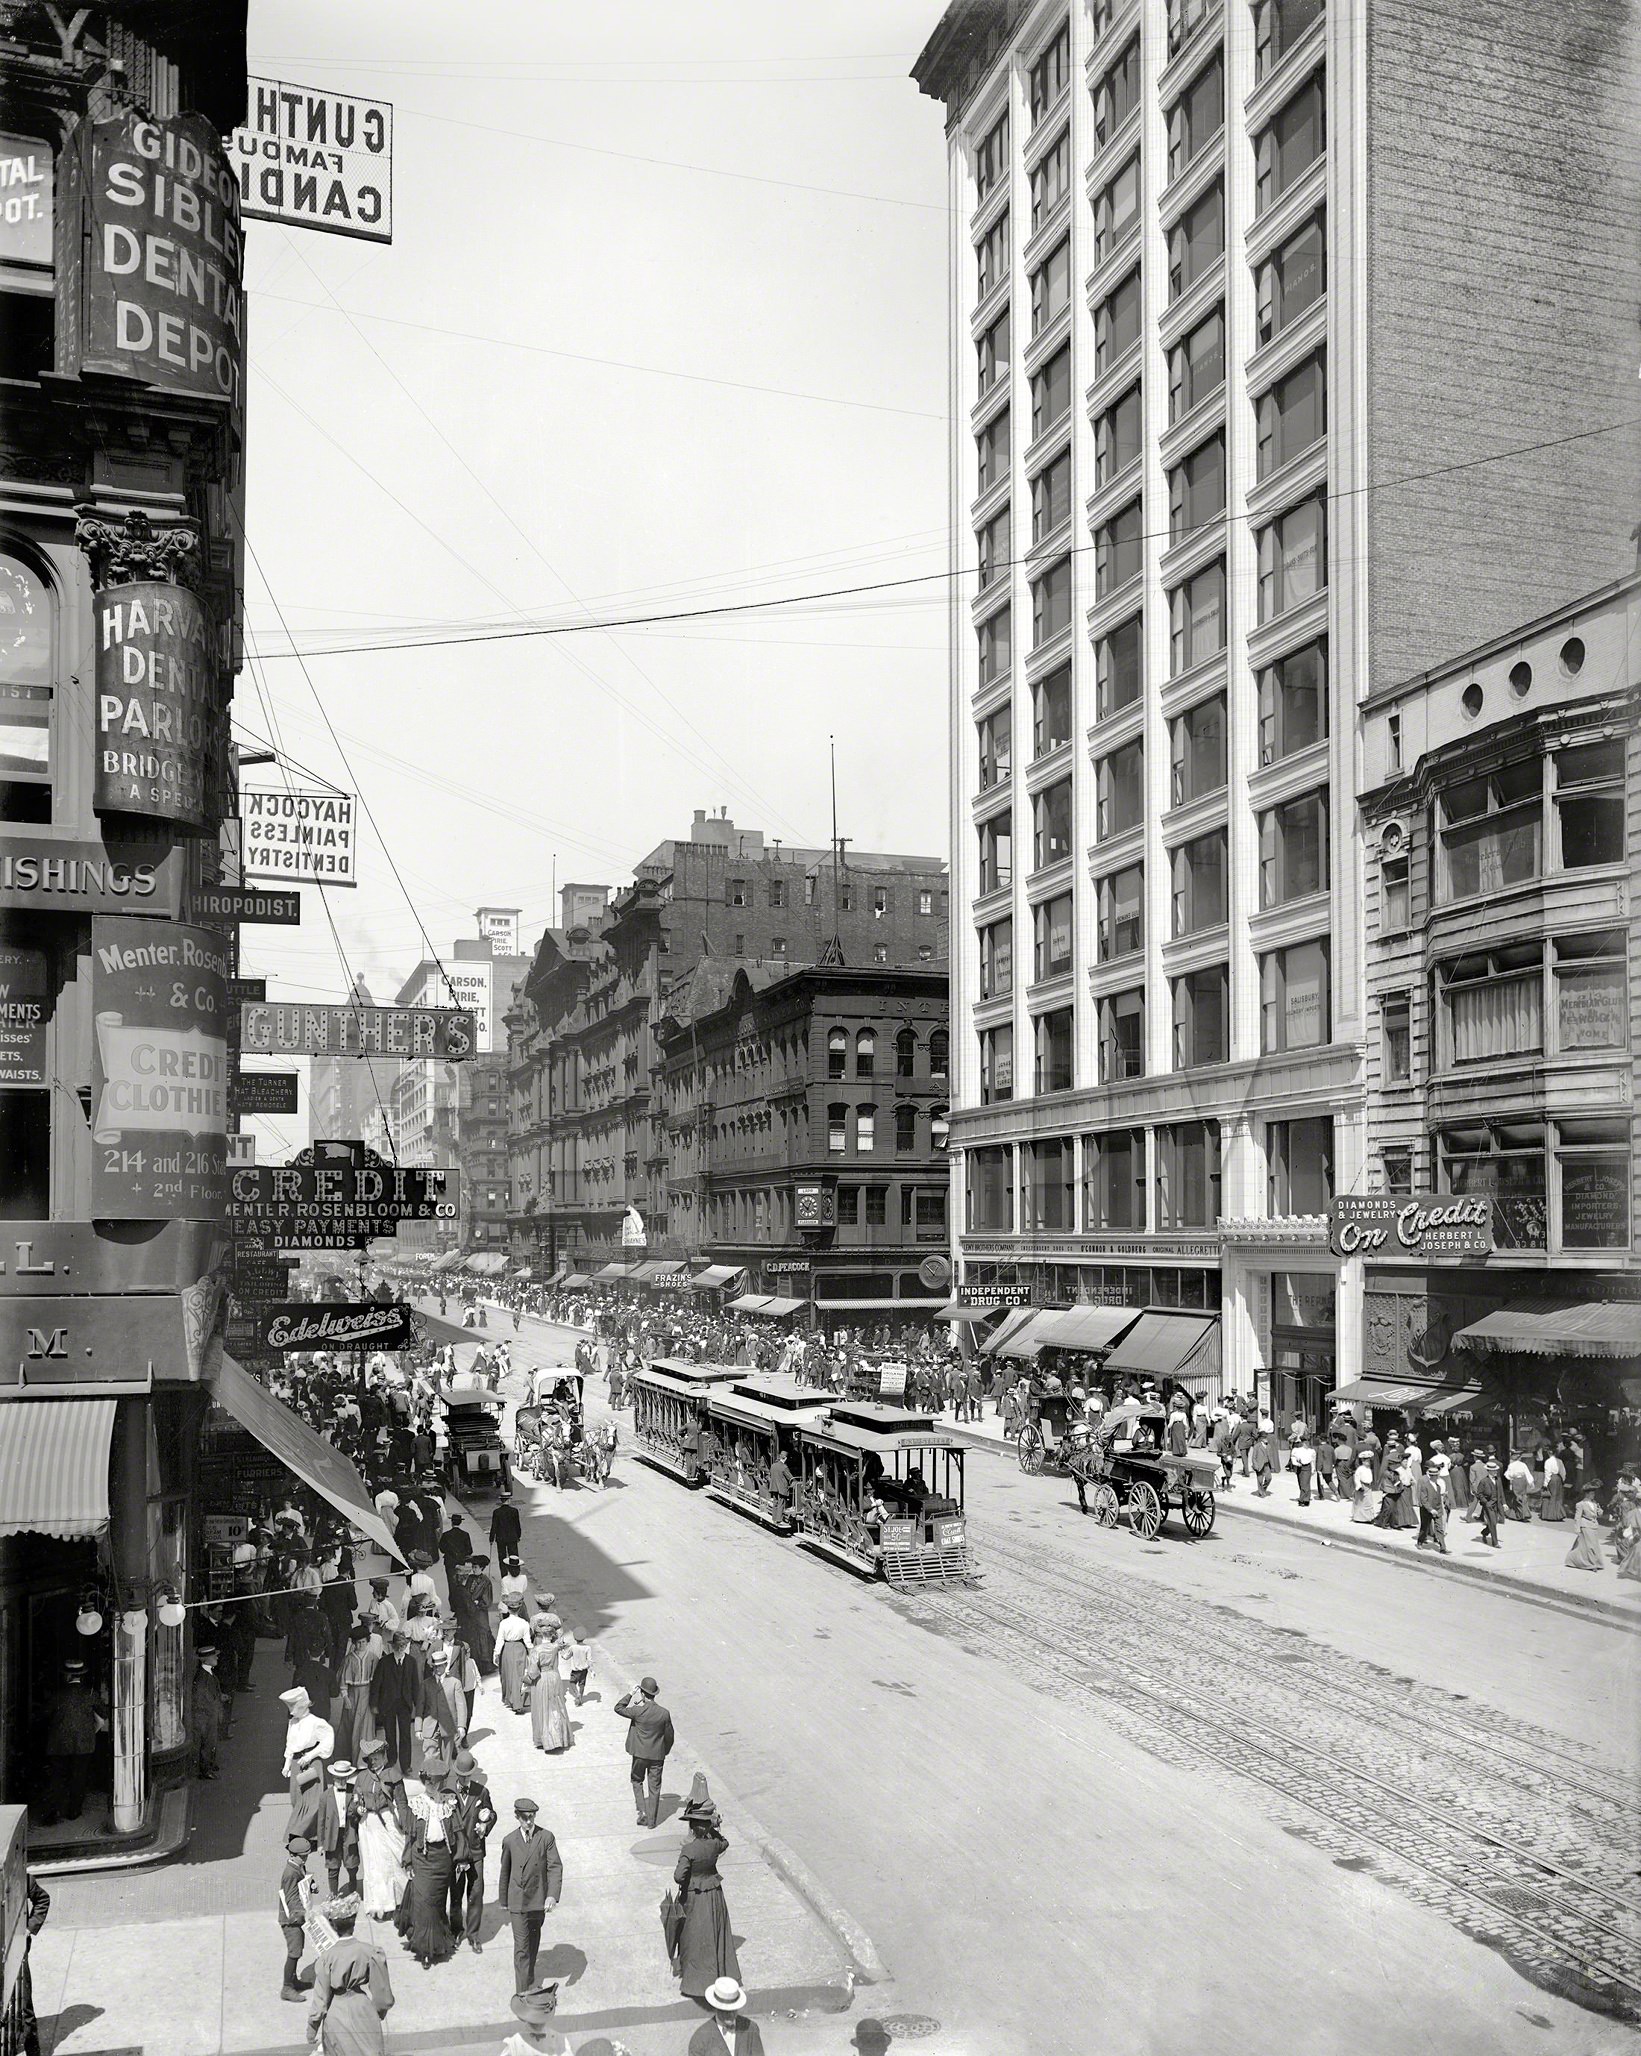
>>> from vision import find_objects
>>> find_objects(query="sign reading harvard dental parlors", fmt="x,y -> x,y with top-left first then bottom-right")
260,1301 -> 415,1353
242,787 -> 357,887
94,582 -> 215,826
1328,1194 -> 1494,1261
89,917 -> 229,1219
80,111 -> 245,412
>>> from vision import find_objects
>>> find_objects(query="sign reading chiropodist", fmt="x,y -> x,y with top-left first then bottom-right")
89,916 -> 229,1218
260,1301 -> 414,1353
80,110 -> 245,412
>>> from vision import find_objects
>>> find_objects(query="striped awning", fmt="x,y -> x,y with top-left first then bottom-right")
592,1262 -> 627,1282
748,1294 -> 808,1318
0,1398 -> 117,1540
689,1265 -> 746,1292
1453,1300 -> 1641,1358
727,1293 -> 772,1314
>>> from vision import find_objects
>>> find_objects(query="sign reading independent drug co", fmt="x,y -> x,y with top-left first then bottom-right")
232,80 -> 393,244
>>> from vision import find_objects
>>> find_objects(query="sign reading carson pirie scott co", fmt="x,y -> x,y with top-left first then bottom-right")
94,582 -> 215,827
81,111 -> 245,410
260,1301 -> 414,1353
239,1002 -> 477,1059
1328,1194 -> 1494,1261
90,917 -> 229,1219
232,79 -> 393,244
243,788 -> 357,888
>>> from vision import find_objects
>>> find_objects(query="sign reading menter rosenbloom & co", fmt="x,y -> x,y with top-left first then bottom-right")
1328,1194 -> 1494,1261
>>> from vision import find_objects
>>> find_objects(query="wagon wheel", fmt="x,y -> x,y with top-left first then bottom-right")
1126,1479 -> 1163,1539
1018,1423 -> 1046,1475
1089,1481 -> 1120,1529
1182,1487 -> 1216,1538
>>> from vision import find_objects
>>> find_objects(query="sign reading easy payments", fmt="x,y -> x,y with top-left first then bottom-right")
1328,1194 -> 1494,1261
228,1163 -> 456,1248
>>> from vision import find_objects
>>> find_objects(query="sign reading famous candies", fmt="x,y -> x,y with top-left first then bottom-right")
90,917 -> 229,1219
94,583 -> 214,827
80,111 -> 245,411
231,80 -> 393,244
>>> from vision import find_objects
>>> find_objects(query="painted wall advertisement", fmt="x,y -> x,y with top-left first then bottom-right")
0,129 -> 52,266
243,787 -> 357,887
231,79 -> 393,244
90,917 -> 229,1219
81,110 -> 244,411
94,582 -> 215,826
0,944 -> 48,1087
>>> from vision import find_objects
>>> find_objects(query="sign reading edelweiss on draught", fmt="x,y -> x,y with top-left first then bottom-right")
94,583 -> 214,826
1328,1194 -> 1494,1261
82,111 -> 245,410
260,1302 -> 415,1353
90,916 -> 229,1219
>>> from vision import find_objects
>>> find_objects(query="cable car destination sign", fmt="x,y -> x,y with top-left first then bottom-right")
239,1002 -> 477,1059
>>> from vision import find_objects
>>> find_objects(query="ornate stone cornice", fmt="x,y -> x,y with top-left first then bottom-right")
74,506 -> 199,588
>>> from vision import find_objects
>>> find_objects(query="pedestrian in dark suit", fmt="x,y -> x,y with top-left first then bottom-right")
496,1797 -> 562,1996
1414,1469 -> 1449,1553
614,1675 -> 675,1828
37,1659 -> 100,1824
489,1492 -> 522,1563
1475,1454 -> 1504,1547
447,1749 -> 497,1952
369,1630 -> 418,1772
317,1761 -> 360,1897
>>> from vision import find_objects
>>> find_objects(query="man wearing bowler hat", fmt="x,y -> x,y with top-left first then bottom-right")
447,1748 -> 497,1953
614,1675 -> 674,1829
496,1797 -> 562,1997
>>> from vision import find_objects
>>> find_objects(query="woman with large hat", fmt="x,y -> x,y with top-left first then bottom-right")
524,1618 -> 572,1754
672,1778 -> 741,2004
306,1893 -> 394,2055
396,1770 -> 458,1966
352,1739 -> 408,1921
494,1595 -> 533,1716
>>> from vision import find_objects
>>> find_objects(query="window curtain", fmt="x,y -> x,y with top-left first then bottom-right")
1450,973 -> 1541,1062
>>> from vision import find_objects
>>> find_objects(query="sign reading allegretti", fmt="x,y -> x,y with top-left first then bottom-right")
1328,1194 -> 1494,1261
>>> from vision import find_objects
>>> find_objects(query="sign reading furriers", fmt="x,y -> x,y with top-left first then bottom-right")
229,1162 -> 456,1249
231,80 -> 393,243
261,1301 -> 415,1353
239,1003 -> 477,1060
242,788 -> 357,888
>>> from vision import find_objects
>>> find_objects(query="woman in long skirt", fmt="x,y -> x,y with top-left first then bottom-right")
1539,1448 -> 1567,1521
395,1779 -> 458,1966
494,1598 -> 532,1715
352,1743 -> 407,1921
335,1623 -> 381,1762
1349,1459 -> 1381,1524
525,1630 -> 572,1753
306,1900 -> 394,2055
1564,1488 -> 1607,1572
672,1802 -> 740,2001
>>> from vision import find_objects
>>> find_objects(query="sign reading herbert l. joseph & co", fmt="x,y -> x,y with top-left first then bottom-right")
1328,1194 -> 1494,1261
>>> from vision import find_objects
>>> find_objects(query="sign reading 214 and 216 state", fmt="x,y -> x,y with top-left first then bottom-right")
1328,1194 -> 1494,1261
94,583 -> 215,827
89,916 -> 229,1219
81,111 -> 244,412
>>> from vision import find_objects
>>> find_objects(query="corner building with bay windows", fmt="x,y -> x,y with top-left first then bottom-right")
913,0 -> 1641,1411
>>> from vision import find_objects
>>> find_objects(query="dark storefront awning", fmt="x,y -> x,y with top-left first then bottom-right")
0,1398 -> 117,1540
592,1262 -> 627,1282
431,1251 -> 464,1274
727,1293 -> 771,1314
1030,1306 -> 1145,1354
560,1272 -> 592,1289
631,1259 -> 683,1285
1328,1374 -> 1491,1414
1103,1310 -> 1220,1382
932,1301 -> 995,1322
1453,1300 -> 1641,1358
212,1356 -> 404,1562
689,1265 -> 746,1292
747,1294 -> 807,1318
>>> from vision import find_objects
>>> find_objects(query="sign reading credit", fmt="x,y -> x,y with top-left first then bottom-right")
260,1301 -> 415,1353
1328,1194 -> 1494,1261
243,787 -> 357,887
232,79 -> 393,244
82,111 -> 245,410
90,916 -> 229,1219
94,582 -> 214,826
228,1163 -> 455,1249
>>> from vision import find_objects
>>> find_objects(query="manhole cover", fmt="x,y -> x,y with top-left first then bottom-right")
860,2018 -> 942,2039
1487,1886 -> 1549,1916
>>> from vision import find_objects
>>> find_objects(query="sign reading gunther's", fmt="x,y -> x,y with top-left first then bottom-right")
80,110 -> 245,412
94,582 -> 214,826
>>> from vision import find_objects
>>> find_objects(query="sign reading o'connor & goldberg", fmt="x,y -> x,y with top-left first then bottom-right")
1328,1194 -> 1494,1262
90,916 -> 229,1219
94,582 -> 214,826
82,111 -> 244,411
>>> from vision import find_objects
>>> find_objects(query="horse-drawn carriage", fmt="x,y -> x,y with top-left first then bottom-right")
1073,1398 -> 1218,1539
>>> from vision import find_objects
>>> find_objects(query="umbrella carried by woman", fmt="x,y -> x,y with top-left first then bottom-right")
670,1780 -> 741,2003
525,1618 -> 573,1754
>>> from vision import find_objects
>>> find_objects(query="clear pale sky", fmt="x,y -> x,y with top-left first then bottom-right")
233,1 -> 953,1156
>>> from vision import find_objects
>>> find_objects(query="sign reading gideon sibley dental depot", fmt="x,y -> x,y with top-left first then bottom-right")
80,110 -> 245,412
89,916 -> 229,1219
1328,1194 -> 1494,1262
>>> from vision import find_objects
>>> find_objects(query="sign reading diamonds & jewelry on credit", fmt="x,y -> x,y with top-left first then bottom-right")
1328,1194 -> 1494,1261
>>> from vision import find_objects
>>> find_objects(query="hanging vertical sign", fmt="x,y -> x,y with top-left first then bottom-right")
0,945 -> 48,1086
231,80 -> 393,244
93,582 -> 215,828
80,110 -> 245,412
89,917 -> 229,1219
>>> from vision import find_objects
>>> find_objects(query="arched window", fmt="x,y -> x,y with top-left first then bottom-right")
856,1029 -> 876,1078
895,1104 -> 918,1153
896,1028 -> 917,1078
929,1028 -> 949,1079
0,547 -> 56,821
931,1105 -> 950,1152
827,1028 -> 848,1079
828,1102 -> 848,1153
856,1104 -> 876,1153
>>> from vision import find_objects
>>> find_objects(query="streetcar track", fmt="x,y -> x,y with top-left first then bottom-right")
975,1519 -> 1637,1819
905,1553 -> 1641,2022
